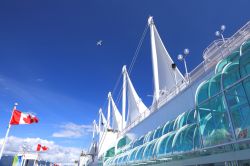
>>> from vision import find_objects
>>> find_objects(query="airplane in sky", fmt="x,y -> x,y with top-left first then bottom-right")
96,40 -> 103,46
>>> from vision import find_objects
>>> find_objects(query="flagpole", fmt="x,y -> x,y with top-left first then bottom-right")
0,103 -> 18,160
33,151 -> 39,166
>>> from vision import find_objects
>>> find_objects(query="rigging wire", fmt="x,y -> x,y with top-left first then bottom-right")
128,24 -> 149,74
97,22 -> 149,149
111,73 -> 122,97
100,68 -> 122,118
98,22 -> 149,124
115,23 -> 149,104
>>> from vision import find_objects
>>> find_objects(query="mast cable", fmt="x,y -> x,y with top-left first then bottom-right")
116,23 -> 149,104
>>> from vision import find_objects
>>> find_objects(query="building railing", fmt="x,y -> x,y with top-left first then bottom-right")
118,21 -> 250,138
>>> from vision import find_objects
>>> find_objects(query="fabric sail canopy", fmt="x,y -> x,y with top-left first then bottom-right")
125,70 -> 149,126
110,95 -> 123,131
107,93 -> 122,131
152,23 -> 184,96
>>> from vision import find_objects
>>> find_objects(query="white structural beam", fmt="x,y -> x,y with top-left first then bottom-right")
107,92 -> 111,129
122,65 -> 127,129
148,16 -> 160,102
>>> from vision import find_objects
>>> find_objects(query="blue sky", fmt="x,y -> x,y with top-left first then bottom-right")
0,0 -> 249,156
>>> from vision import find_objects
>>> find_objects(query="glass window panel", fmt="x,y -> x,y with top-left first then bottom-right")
196,81 -> 209,105
198,94 -> 234,147
135,146 -> 146,161
117,156 -> 123,164
153,126 -> 164,140
117,136 -> 131,149
162,121 -> 170,135
129,148 -> 138,162
143,140 -> 157,160
243,77 -> 250,103
208,74 -> 222,97
240,49 -> 250,78
193,126 -> 201,150
227,51 -> 240,62
172,125 -> 190,153
241,41 -> 250,54
186,109 -> 196,124
174,112 -> 187,130
155,134 -> 169,156
122,155 -> 128,163
225,83 -> 250,139
148,131 -> 155,142
168,120 -> 175,132
222,62 -> 240,89
133,136 -> 144,148
165,133 -> 175,154
172,124 -> 200,154
143,131 -> 151,144
105,147 -> 115,158
216,59 -> 229,74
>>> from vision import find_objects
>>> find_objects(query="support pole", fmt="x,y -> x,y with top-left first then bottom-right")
33,152 -> 39,166
122,65 -> 127,130
92,120 -> 95,140
98,108 -> 102,133
0,124 -> 11,160
0,103 -> 17,160
148,16 -> 160,102
107,92 -> 112,129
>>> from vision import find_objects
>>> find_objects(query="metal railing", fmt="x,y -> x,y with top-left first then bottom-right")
118,21 -> 250,138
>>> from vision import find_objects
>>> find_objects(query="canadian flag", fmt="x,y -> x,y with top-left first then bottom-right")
10,110 -> 39,125
36,144 -> 48,151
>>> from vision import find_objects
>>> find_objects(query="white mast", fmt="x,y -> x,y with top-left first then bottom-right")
148,16 -> 160,102
92,120 -> 97,139
122,65 -> 127,130
107,92 -> 111,129
98,108 -> 101,132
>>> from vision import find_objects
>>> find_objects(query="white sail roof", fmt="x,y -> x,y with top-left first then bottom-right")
125,69 -> 149,126
149,17 -> 184,101
98,108 -> 107,132
107,95 -> 111,129
108,92 -> 123,131
154,25 -> 184,92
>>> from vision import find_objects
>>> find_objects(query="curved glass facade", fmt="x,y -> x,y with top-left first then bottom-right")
104,40 -> 250,166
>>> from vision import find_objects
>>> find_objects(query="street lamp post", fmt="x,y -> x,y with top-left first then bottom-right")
215,25 -> 226,43
178,48 -> 189,82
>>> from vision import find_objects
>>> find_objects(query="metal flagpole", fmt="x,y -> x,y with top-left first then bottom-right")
33,151 -> 39,166
0,103 -> 18,160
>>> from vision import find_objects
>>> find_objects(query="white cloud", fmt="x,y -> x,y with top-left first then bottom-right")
52,123 -> 93,138
0,136 -> 84,163
35,78 -> 44,82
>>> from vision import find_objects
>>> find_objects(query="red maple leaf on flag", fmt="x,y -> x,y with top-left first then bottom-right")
23,115 -> 32,124
37,144 -> 48,151
42,146 -> 48,151
23,115 -> 38,124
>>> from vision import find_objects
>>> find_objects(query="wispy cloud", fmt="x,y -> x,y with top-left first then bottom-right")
52,122 -> 92,138
35,78 -> 44,82
0,136 -> 84,163
0,75 -> 97,150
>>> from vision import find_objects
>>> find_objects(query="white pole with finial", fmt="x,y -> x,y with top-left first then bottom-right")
33,152 -> 39,166
122,65 -> 127,130
148,16 -> 160,102
0,102 -> 18,160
